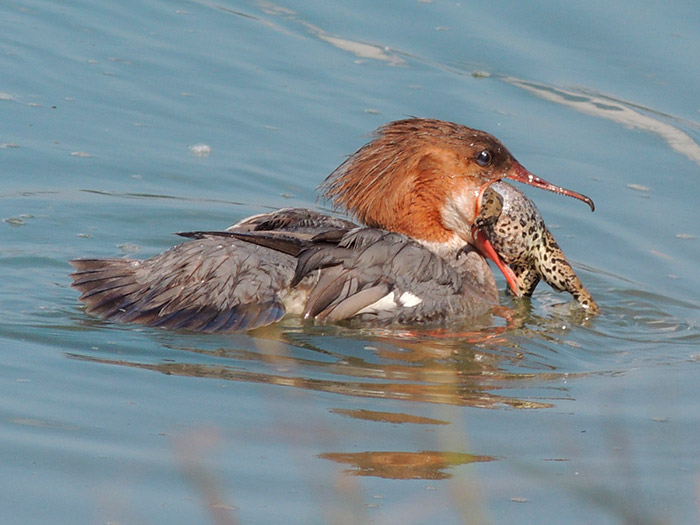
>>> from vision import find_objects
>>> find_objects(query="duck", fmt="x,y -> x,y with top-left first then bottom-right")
70,118 -> 596,332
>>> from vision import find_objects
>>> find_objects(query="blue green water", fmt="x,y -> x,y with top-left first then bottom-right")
2,1 -> 699,523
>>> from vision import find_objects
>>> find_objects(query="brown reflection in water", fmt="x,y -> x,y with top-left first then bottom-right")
318,450 -> 494,480
67,352 -> 555,409
68,305 -> 595,411
329,408 -> 449,425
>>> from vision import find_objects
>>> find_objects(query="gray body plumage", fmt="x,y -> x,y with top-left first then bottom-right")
70,209 -> 497,332
70,236 -> 297,332
70,183 -> 597,332
289,228 -> 497,323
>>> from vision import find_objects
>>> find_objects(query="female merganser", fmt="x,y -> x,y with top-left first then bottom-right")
70,118 -> 596,332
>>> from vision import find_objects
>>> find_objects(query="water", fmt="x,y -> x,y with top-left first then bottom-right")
2,0 -> 699,523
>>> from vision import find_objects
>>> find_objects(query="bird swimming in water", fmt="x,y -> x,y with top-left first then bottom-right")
70,118 -> 596,332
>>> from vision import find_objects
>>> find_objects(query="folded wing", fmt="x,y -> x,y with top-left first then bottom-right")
289,229 -> 496,324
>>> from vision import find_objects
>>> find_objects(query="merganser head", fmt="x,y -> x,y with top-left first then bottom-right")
321,118 -> 594,249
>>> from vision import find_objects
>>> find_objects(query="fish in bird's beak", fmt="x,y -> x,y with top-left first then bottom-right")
472,181 -> 598,312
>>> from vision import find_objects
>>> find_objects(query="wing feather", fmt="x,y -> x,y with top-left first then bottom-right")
70,238 -> 295,332
320,284 -> 391,321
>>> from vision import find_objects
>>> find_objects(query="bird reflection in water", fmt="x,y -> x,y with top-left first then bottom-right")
68,317 -> 576,411
68,310 -> 592,481
318,450 -> 494,480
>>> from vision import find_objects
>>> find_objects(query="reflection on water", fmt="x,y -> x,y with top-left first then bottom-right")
62,272 -> 700,488
329,408 -> 449,425
64,277 -> 700,405
319,450 -> 494,480
67,316 -> 579,410
68,325 -> 533,481
67,349 -> 555,410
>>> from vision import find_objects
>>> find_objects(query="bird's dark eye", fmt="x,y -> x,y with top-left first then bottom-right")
476,150 -> 492,167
